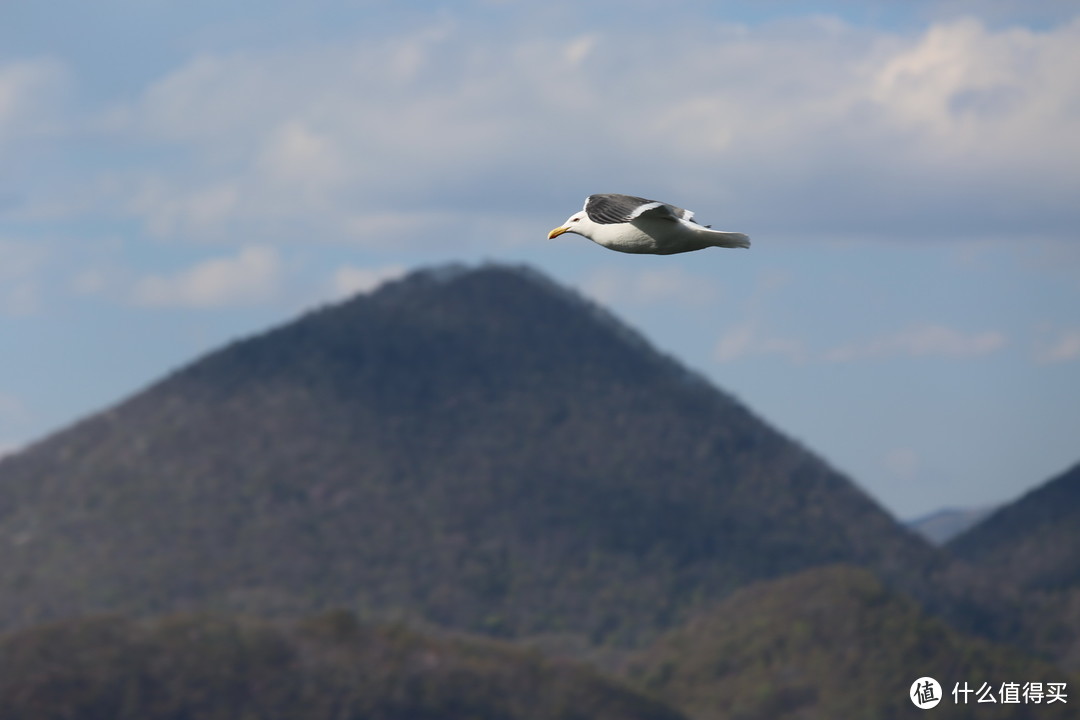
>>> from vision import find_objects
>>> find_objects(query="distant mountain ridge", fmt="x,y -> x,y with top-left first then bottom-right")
946,462 -> 1080,669
907,506 -> 997,545
948,461 -> 1080,592
0,264 -> 957,647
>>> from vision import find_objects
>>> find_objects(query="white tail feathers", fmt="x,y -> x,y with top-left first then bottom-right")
710,231 -> 751,249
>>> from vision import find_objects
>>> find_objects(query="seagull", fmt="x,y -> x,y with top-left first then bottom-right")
548,194 -> 750,255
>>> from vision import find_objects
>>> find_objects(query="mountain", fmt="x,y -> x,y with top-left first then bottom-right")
908,506 -> 997,545
628,565 -> 1076,720
0,264 -> 943,647
946,461 -> 1080,670
0,611 -> 683,720
948,461 -> 1080,592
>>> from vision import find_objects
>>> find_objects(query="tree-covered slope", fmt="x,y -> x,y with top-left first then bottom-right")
628,565 -> 1077,720
0,611 -> 683,720
0,265 -> 938,645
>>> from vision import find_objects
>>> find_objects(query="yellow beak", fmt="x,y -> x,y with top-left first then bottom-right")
548,225 -> 570,239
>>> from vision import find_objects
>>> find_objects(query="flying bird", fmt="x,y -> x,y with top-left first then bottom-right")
548,194 -> 750,255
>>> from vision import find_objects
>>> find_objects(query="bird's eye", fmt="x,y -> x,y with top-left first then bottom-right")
571,217 -> 580,222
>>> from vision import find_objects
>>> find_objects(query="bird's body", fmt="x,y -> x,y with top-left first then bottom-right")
548,194 -> 750,255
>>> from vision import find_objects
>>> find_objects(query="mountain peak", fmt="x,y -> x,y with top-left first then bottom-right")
373,262 -> 661,354
367,262 -> 711,391
0,263 -> 933,646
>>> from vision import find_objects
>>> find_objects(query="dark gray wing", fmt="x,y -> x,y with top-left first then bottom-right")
584,194 -> 701,225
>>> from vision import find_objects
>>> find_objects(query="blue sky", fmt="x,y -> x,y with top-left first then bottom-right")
2,0 -> 1078,518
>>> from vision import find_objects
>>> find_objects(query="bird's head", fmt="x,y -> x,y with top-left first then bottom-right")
548,211 -> 591,239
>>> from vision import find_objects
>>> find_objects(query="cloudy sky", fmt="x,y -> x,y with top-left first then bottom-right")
2,0 -> 1078,518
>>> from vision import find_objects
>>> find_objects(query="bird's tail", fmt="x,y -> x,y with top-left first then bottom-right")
709,231 -> 751,249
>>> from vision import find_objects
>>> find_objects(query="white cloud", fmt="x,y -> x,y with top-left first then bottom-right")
563,34 -> 598,66
0,239 -> 47,315
1037,328 -> 1080,364
824,324 -> 1006,362
0,58 -> 66,141
581,266 -> 720,307
71,267 -> 110,296
330,264 -> 407,299
871,18 -> 1080,156
715,321 -> 1007,365
128,178 -> 240,239
711,269 -> 806,363
62,13 -> 1073,246
714,323 -> 807,364
341,210 -> 470,248
132,245 -> 281,308
884,447 -> 921,482
257,121 -> 344,192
